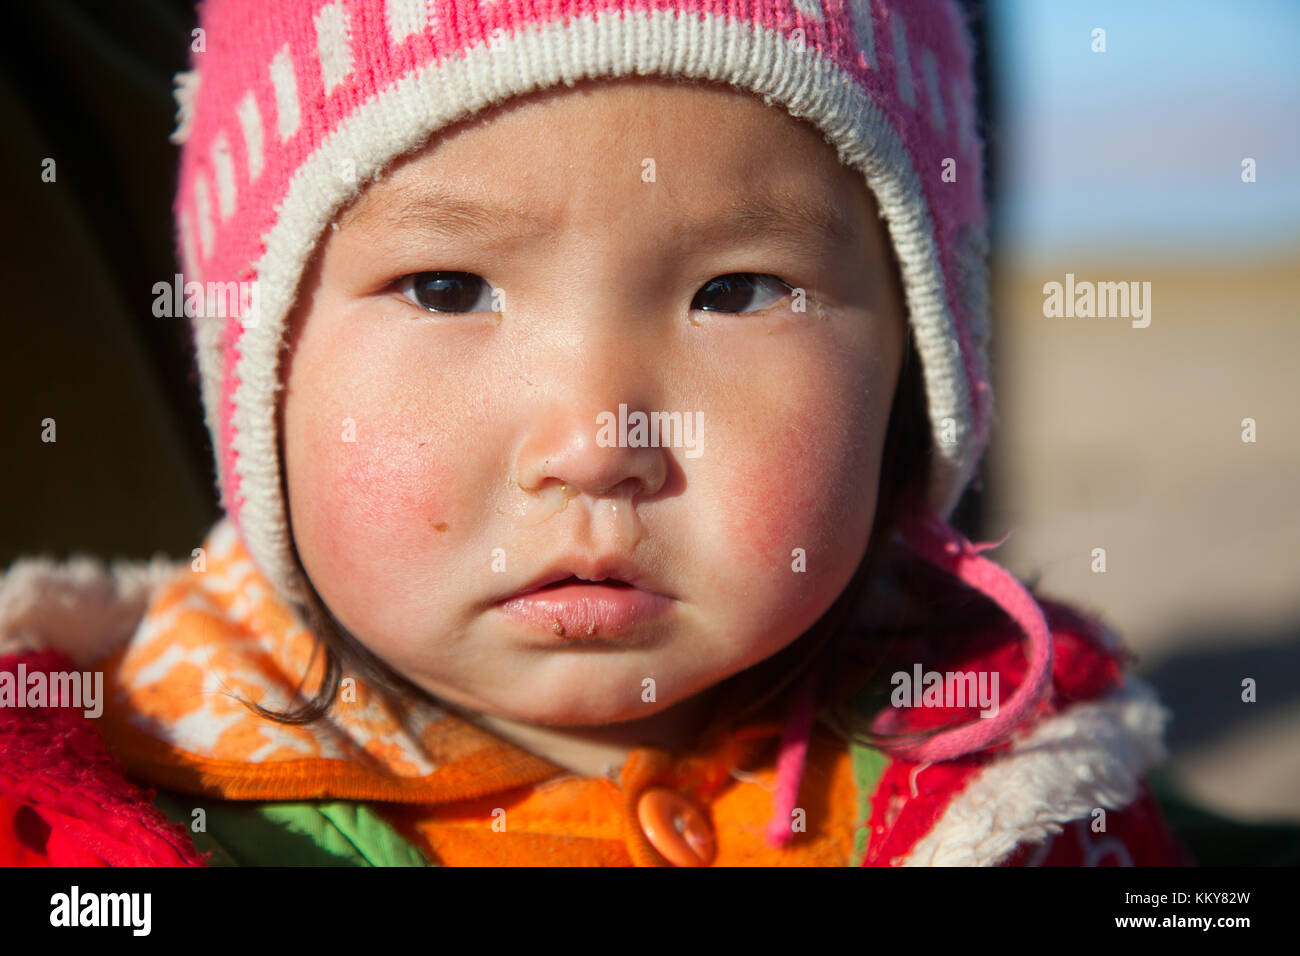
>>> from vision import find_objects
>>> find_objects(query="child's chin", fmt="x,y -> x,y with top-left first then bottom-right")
497,690 -> 677,728
513,701 -> 657,727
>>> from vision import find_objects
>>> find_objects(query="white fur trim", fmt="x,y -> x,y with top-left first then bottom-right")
0,555 -> 185,667
226,11 -> 982,601
900,678 -> 1171,866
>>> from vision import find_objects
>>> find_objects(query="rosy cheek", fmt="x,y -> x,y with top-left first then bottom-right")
718,416 -> 838,573
315,426 -> 457,558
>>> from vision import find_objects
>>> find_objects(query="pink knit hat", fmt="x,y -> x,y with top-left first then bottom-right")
171,0 -> 1053,837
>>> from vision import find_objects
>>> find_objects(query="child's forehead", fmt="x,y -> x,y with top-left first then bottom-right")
337,166 -> 869,259
337,167 -> 864,257
335,77 -> 865,232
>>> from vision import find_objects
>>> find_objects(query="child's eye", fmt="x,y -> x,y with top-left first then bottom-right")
397,272 -> 495,313
394,271 -> 793,316
690,274 -> 792,314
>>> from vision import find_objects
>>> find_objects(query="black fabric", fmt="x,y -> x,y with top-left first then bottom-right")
0,0 -> 217,566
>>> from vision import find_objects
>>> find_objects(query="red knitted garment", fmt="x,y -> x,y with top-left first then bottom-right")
0,650 -> 206,866
856,598 -> 1193,866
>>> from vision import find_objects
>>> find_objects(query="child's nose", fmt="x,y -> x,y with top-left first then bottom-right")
513,406 -> 669,502
511,312 -> 679,500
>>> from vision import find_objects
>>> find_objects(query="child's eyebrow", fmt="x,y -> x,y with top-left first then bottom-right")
709,191 -> 860,256
340,182 -> 858,255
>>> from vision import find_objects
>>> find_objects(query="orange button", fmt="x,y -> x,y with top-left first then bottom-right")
636,787 -> 716,867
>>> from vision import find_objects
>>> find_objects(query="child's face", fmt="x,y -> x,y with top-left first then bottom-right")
281,77 -> 906,728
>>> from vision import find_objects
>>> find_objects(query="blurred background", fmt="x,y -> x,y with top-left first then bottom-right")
1,0 -> 1296,840
979,0 -> 1300,824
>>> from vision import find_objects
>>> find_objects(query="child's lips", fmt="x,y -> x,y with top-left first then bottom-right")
495,577 -> 673,640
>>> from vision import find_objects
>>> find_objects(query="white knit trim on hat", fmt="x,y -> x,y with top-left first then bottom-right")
225,10 -> 983,602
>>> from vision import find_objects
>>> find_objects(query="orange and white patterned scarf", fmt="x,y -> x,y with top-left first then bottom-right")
96,519 -> 563,802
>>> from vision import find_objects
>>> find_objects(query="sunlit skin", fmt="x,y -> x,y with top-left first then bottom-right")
280,76 -> 908,778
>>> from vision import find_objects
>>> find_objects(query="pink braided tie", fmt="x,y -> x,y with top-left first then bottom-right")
764,491 -> 1055,847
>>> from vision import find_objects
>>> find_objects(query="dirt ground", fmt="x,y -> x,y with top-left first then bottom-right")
984,252 -> 1300,822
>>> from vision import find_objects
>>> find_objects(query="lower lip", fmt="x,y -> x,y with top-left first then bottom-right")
496,583 -> 672,639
